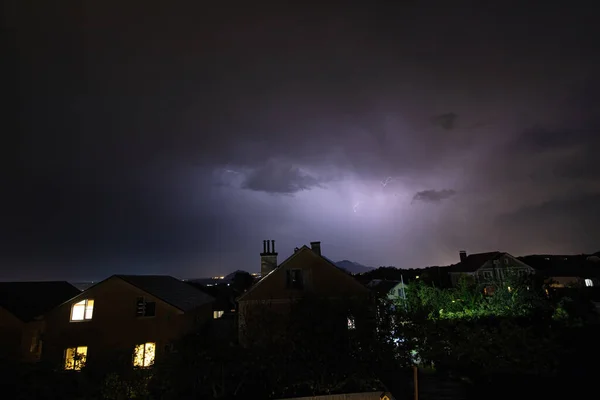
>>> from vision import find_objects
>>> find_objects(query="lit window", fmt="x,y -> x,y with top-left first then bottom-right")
133,342 -> 156,367
585,279 -> 593,287
136,297 -> 156,317
64,346 -> 87,370
347,317 -> 356,330
213,310 -> 224,319
70,299 -> 94,321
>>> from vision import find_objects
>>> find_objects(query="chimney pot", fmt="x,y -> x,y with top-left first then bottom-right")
459,250 -> 467,262
260,239 -> 278,276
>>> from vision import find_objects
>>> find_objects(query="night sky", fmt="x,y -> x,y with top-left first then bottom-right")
3,1 -> 600,281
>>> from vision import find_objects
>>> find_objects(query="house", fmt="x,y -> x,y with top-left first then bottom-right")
276,391 -> 396,400
0,281 -> 81,363
366,280 -> 406,301
42,275 -> 214,370
519,254 -> 600,288
237,240 -> 372,347
448,250 -> 535,287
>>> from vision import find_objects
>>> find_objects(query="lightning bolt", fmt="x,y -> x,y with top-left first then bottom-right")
224,169 -> 239,174
381,177 -> 394,187
353,201 -> 361,213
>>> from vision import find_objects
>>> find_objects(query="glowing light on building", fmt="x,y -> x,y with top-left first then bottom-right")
133,342 -> 156,367
64,346 -> 87,370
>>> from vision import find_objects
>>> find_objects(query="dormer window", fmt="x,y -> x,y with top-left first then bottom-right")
136,297 -> 156,317
286,269 -> 304,289
70,299 -> 94,321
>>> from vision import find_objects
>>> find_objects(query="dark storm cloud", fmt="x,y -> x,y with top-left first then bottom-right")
412,190 -> 457,204
432,113 -> 458,130
495,193 -> 600,254
241,161 -> 325,194
4,0 -> 600,279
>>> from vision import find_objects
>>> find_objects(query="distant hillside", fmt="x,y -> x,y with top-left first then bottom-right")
334,260 -> 374,274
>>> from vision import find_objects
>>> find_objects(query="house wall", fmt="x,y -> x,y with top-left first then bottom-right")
238,248 -> 371,347
476,255 -> 534,281
451,254 -> 535,287
20,320 -> 44,363
0,306 -> 23,361
547,276 -> 581,288
42,276 -> 211,369
386,283 -> 406,301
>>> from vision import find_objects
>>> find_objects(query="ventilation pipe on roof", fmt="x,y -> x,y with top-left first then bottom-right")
310,241 -> 321,256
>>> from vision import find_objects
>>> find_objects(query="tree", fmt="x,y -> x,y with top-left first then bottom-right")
231,271 -> 255,295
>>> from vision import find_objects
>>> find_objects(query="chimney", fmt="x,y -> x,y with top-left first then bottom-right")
310,241 -> 321,256
260,239 -> 278,277
459,250 -> 467,263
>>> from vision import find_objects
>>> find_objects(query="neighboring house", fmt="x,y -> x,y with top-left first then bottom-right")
0,281 -> 80,363
276,391 -> 395,400
42,275 -> 214,370
187,281 -> 236,319
448,251 -> 535,287
519,254 -> 600,288
366,280 -> 406,301
237,240 -> 372,346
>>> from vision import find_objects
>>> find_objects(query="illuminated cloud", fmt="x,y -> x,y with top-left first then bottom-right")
4,1 -> 600,279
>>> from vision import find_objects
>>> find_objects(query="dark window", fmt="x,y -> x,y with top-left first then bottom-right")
286,269 -> 304,289
136,297 -> 156,317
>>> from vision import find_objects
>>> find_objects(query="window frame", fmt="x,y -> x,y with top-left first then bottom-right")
286,268 -> 304,290
64,346 -> 88,370
136,297 -> 157,318
70,299 -> 94,322
133,342 -> 156,368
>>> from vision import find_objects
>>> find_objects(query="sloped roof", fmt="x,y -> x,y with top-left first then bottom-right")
366,279 -> 403,296
0,281 -> 81,322
519,255 -> 600,278
449,252 -> 503,273
186,281 -> 236,311
238,245 -> 369,301
116,275 -> 215,312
